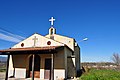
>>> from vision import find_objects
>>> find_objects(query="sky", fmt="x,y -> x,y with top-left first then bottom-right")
0,0 -> 120,62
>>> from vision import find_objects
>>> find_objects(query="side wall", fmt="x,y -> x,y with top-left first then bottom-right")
65,47 -> 76,78
74,46 -> 80,77
54,50 -> 65,80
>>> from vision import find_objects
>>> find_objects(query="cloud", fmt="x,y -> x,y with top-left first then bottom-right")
0,29 -> 25,40
0,33 -> 21,43
0,28 -> 25,43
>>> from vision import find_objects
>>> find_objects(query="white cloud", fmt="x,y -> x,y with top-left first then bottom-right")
0,29 -> 25,40
0,28 -> 25,43
0,33 -> 21,43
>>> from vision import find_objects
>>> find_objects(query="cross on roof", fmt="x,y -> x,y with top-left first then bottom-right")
49,17 -> 55,26
32,36 -> 38,47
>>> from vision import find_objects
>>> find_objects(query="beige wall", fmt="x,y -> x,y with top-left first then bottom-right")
11,53 -> 64,68
46,34 -> 75,51
54,50 -> 65,69
13,54 -> 28,68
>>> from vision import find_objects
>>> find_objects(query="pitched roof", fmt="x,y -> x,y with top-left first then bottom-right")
0,33 -> 74,54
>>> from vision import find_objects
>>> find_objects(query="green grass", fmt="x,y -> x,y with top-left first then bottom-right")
80,69 -> 120,80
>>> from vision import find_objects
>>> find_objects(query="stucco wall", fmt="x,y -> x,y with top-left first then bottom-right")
8,55 -> 28,78
54,50 -> 65,79
12,54 -> 28,78
74,46 -> 80,71
67,58 -> 75,77
54,50 -> 65,69
13,54 -> 28,68
46,34 -> 74,51
64,47 -> 76,78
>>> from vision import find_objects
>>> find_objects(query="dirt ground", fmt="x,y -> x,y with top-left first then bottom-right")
0,72 -> 5,80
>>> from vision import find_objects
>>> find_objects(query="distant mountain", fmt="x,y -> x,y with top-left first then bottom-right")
0,56 -> 7,62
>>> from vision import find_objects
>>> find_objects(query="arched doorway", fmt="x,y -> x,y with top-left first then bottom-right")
29,54 -> 40,78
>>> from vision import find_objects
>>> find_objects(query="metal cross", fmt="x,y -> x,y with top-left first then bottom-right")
49,17 -> 55,26
32,36 -> 38,47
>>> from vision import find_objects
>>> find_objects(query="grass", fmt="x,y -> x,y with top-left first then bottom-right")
80,69 -> 120,80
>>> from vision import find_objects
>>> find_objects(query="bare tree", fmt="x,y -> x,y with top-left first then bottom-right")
112,53 -> 120,65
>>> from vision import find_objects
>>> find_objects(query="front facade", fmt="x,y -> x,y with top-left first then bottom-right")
0,18 -> 80,80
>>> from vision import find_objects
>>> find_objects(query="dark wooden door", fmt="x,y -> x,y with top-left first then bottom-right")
29,55 -> 40,78
44,58 -> 51,80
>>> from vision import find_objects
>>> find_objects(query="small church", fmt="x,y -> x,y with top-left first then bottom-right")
0,17 -> 80,80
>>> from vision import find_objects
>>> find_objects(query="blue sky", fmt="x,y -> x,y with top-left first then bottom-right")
0,0 -> 120,62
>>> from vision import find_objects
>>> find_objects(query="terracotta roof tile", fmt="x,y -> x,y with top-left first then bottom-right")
0,46 -> 63,52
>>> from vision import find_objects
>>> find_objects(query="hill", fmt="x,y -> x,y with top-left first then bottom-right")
0,56 -> 7,62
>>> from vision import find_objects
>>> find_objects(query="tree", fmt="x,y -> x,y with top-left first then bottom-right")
112,53 -> 120,65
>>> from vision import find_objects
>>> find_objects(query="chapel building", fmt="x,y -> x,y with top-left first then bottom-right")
0,17 -> 81,80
